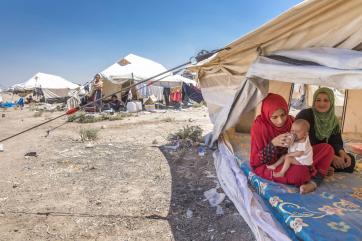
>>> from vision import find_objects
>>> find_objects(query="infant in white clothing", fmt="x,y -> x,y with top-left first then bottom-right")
267,119 -> 313,177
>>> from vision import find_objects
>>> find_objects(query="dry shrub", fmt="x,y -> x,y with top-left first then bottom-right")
168,125 -> 203,148
80,128 -> 99,142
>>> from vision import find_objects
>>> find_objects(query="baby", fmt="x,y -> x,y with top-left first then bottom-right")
267,119 -> 313,177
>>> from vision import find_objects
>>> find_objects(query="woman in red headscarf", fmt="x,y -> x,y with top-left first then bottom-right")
250,93 -> 334,194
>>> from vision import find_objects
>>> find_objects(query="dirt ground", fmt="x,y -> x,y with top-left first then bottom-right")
0,105 -> 255,241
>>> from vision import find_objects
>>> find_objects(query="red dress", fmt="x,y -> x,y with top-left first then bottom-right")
250,93 -> 333,187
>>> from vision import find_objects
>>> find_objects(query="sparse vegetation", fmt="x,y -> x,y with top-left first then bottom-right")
80,128 -> 99,142
168,125 -> 203,148
68,112 -> 133,123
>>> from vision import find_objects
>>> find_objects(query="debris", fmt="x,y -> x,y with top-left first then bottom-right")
198,146 -> 206,156
152,139 -> 158,144
85,143 -> 94,148
101,125 -> 107,129
164,141 -> 180,150
186,208 -> 193,219
24,152 -> 37,157
216,205 -> 224,215
203,170 -> 216,178
0,143 -> 3,152
1,113 -> 5,118
204,188 -> 225,207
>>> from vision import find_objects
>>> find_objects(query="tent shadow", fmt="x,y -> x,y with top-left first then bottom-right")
158,145 -> 255,241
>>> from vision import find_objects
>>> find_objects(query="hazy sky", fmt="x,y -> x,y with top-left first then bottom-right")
0,0 -> 302,88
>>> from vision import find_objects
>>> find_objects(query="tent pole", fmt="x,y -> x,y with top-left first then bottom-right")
341,89 -> 348,133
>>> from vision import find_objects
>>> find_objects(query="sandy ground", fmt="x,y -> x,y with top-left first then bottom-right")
0,105 -> 255,241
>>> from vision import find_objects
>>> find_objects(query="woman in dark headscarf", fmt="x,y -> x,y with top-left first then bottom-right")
296,87 -> 355,174
250,93 -> 334,194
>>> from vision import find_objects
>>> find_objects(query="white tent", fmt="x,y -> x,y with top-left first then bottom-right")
13,72 -> 79,100
99,53 -> 169,100
22,72 -> 78,90
191,0 -> 362,240
100,53 -> 168,81
151,75 -> 197,88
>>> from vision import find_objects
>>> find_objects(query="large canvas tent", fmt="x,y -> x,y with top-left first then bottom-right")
191,0 -> 362,240
99,54 -> 169,100
13,72 -> 79,100
191,0 -> 362,141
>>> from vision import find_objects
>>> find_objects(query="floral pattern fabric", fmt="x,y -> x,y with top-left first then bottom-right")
238,156 -> 362,241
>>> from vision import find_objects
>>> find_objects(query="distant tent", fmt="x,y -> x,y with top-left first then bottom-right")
13,72 -> 79,101
151,75 -> 196,88
99,54 -> 169,100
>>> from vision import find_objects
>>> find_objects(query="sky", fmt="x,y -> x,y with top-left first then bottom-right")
0,0 -> 303,88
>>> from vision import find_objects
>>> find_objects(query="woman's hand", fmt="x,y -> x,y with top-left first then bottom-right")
332,155 -> 347,169
339,150 -> 352,167
271,133 -> 290,147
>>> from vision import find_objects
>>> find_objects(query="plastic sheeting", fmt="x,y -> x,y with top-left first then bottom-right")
246,48 -> 362,90
215,137 -> 291,241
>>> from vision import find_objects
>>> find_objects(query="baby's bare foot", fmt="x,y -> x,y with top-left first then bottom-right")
273,171 -> 284,177
300,182 -> 317,194
267,165 -> 276,170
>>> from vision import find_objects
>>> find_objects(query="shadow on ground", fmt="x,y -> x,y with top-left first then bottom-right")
159,145 -> 255,241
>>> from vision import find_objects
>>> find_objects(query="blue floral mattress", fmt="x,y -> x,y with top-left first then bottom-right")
237,158 -> 362,241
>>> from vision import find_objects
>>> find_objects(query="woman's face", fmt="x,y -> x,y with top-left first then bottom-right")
270,108 -> 287,128
314,93 -> 331,113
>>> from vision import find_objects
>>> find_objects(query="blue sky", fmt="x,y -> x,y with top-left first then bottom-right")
0,0 -> 302,88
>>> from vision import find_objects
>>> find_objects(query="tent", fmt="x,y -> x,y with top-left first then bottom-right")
99,53 -> 169,100
191,0 -> 362,140
151,74 -> 196,88
13,72 -> 79,100
190,0 -> 362,240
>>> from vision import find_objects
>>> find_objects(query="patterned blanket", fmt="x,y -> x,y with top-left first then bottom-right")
233,134 -> 362,241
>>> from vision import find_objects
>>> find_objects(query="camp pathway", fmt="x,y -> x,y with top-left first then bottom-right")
0,107 -> 254,241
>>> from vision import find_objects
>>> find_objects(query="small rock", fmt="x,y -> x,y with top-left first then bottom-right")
101,125 -> 107,129
85,143 -> 94,148
95,201 -> 102,206
152,139 -> 158,144
24,152 -> 37,157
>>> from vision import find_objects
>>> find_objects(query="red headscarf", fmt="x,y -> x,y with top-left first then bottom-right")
250,93 -> 294,167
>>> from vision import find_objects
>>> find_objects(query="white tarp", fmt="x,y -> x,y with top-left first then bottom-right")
246,48 -> 362,90
215,138 -> 291,241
